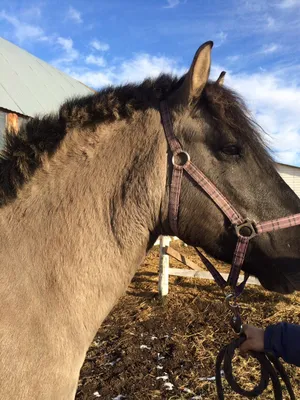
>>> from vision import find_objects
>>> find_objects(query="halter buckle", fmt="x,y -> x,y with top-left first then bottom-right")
234,220 -> 257,239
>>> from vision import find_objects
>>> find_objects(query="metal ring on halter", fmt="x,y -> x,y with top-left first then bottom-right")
234,220 -> 257,239
171,150 -> 190,169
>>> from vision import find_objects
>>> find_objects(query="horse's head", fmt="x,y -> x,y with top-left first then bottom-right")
162,41 -> 300,294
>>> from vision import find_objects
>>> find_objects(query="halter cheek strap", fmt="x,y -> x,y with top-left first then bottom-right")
160,100 -> 300,296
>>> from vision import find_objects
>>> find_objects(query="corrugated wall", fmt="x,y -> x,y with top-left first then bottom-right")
277,164 -> 300,198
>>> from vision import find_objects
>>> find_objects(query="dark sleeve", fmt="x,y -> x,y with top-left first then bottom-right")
264,322 -> 300,367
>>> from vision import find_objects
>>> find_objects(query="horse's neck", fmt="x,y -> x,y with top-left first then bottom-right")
0,110 -> 166,349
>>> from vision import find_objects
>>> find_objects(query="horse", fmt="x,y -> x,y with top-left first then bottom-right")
0,41 -> 299,399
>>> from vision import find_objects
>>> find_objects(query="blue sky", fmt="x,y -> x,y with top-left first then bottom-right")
0,0 -> 300,166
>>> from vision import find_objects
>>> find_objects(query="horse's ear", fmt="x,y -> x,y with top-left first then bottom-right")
216,71 -> 226,86
171,41 -> 213,105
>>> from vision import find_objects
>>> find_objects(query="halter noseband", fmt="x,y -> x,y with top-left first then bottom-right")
160,100 -> 300,297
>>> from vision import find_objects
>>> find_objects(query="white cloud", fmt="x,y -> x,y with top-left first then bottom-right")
164,0 -> 180,9
261,43 -> 279,54
22,6 -> 42,19
266,16 -> 275,28
215,31 -> 227,48
66,6 -> 82,24
66,53 -> 186,89
90,39 -> 109,52
275,150 -> 300,165
115,53 -> 186,83
226,55 -> 240,63
85,54 -> 106,67
69,69 -> 113,87
57,37 -> 75,52
210,66 -> 300,166
0,10 -> 46,43
53,37 -> 79,65
277,0 -> 299,8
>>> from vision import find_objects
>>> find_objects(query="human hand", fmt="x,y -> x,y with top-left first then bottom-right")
239,324 -> 265,354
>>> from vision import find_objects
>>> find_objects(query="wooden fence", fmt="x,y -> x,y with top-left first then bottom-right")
158,236 -> 260,297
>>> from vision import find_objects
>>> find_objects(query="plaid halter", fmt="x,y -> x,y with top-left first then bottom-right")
160,100 -> 300,296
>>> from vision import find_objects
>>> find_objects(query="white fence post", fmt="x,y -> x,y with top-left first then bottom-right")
158,236 -> 171,297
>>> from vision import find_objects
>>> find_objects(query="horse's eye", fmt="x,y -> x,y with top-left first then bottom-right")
222,144 -> 241,156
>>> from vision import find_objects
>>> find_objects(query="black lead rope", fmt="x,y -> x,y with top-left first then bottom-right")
192,252 -> 296,399
215,335 -> 296,399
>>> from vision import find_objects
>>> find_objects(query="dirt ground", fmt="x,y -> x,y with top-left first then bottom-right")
75,242 -> 300,400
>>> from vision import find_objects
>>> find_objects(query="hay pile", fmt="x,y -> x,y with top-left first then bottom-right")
76,243 -> 300,399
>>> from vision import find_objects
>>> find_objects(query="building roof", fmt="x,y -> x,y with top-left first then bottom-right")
276,162 -> 300,170
0,37 -> 93,118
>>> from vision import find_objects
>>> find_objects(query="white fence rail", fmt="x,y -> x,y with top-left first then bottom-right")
158,236 -> 260,297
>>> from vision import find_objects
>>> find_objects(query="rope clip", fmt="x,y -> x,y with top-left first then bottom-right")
225,293 -> 243,335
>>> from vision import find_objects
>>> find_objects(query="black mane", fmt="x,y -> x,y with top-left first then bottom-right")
0,74 -> 271,205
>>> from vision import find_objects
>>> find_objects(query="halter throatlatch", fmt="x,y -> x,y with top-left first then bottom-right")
160,100 -> 300,399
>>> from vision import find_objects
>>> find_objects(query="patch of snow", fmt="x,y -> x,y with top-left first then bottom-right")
199,370 -> 224,382
157,353 -> 165,360
164,382 -> 174,390
156,365 -> 163,370
151,336 -> 158,340
112,395 -> 125,400
105,358 -> 121,366
183,388 -> 192,393
199,376 -> 216,382
156,376 -> 169,381
93,392 -> 101,398
140,345 -> 151,350
156,373 -> 169,381
191,396 -> 202,400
